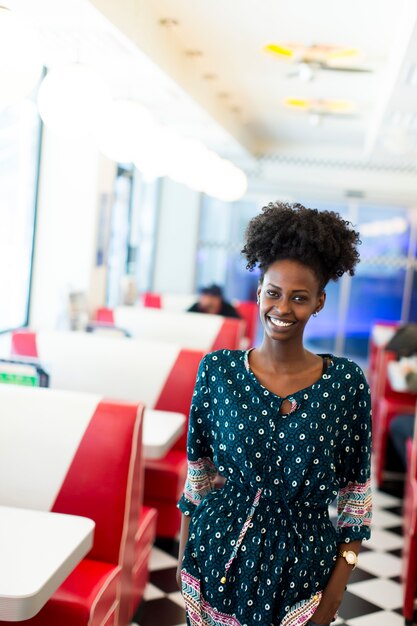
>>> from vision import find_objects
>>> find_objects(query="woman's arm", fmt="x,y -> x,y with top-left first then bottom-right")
176,357 -> 217,590
309,539 -> 361,624
312,364 -> 372,623
176,514 -> 191,589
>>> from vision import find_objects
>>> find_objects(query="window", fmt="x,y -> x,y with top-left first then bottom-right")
0,99 -> 41,331
196,196 -> 416,360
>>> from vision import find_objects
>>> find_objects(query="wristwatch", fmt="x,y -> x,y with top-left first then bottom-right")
338,549 -> 358,569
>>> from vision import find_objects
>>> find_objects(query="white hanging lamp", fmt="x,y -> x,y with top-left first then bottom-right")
203,158 -> 248,202
0,6 -> 43,107
133,123 -> 170,181
94,98 -> 155,163
37,63 -> 111,140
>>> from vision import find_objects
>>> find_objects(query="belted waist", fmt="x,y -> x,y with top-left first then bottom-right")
218,479 -> 330,586
220,477 -> 328,515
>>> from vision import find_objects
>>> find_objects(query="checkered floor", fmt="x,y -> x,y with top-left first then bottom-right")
131,483 -> 410,626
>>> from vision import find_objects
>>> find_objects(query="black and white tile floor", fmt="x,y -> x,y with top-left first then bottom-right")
132,485 -> 410,626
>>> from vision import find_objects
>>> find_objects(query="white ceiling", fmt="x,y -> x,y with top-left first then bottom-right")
148,0 -> 402,154
9,0 -> 417,203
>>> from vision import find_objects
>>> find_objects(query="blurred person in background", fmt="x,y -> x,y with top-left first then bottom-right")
389,362 -> 417,469
188,283 -> 241,318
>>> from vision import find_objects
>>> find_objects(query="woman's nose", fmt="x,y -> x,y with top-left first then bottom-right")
275,298 -> 292,315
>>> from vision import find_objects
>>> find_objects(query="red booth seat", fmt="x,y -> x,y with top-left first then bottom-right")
367,320 -> 400,431
371,349 -> 417,486
0,385 -> 155,626
367,320 -> 399,395
140,292 -> 259,347
95,305 -> 245,351
133,505 -> 158,608
11,330 -> 203,539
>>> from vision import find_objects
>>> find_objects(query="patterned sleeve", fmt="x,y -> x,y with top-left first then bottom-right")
336,364 -> 372,543
178,356 -> 217,516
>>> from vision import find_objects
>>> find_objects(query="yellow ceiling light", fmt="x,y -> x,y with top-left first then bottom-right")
284,98 -> 309,110
263,43 -> 370,79
327,48 -> 359,60
284,98 -> 356,115
263,43 -> 294,58
264,43 -> 360,63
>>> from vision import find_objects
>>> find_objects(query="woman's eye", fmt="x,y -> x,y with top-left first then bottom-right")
293,296 -> 307,302
266,290 -> 278,297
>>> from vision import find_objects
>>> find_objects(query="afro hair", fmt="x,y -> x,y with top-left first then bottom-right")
242,202 -> 361,289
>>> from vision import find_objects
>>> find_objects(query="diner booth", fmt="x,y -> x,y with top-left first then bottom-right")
0,385 -> 154,625
367,321 -> 417,625
10,329 -> 207,539
1,324 -> 233,625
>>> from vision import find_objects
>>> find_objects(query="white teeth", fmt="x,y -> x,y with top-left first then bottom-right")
269,318 -> 293,327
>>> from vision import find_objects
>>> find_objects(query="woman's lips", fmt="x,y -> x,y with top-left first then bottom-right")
268,316 -> 295,328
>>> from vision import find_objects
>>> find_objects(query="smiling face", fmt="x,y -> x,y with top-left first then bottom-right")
257,259 -> 326,343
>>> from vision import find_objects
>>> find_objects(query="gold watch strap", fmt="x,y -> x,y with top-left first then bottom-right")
338,549 -> 357,568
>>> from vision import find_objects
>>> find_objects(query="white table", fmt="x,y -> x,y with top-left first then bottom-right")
387,358 -> 417,392
371,324 -> 397,347
143,409 -> 186,459
387,360 -> 408,391
0,506 -> 95,621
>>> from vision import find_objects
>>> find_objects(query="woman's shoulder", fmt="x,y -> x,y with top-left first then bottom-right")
329,355 -> 369,383
203,349 -> 247,367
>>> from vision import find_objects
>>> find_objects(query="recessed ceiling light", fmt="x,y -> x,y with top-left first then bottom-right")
185,49 -> 203,58
159,18 -> 179,28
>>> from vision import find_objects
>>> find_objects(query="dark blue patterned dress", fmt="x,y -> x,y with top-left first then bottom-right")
178,349 -> 372,626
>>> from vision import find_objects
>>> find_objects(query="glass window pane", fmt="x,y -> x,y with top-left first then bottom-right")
304,281 -> 341,354
344,205 -> 409,359
0,99 -> 40,330
106,167 -> 132,306
130,173 -> 160,293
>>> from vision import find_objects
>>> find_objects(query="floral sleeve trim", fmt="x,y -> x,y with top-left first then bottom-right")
280,591 -> 324,626
183,457 -> 218,507
337,478 -> 372,528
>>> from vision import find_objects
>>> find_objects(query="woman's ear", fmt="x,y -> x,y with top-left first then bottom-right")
316,290 -> 326,313
256,283 -> 262,304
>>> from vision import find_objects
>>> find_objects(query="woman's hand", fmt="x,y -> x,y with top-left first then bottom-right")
310,541 -> 361,624
308,589 -> 342,624
176,567 -> 182,591
177,514 -> 191,592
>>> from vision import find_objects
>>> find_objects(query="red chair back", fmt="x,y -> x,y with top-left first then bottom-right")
142,293 -> 162,308
154,348 -> 202,450
377,350 -> 417,406
52,400 -> 143,566
235,300 -> 258,346
11,329 -> 38,358
94,308 -> 115,323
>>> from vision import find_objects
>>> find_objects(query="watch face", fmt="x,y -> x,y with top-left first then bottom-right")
346,551 -> 357,565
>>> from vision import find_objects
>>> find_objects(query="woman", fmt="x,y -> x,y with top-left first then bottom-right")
177,202 -> 372,626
